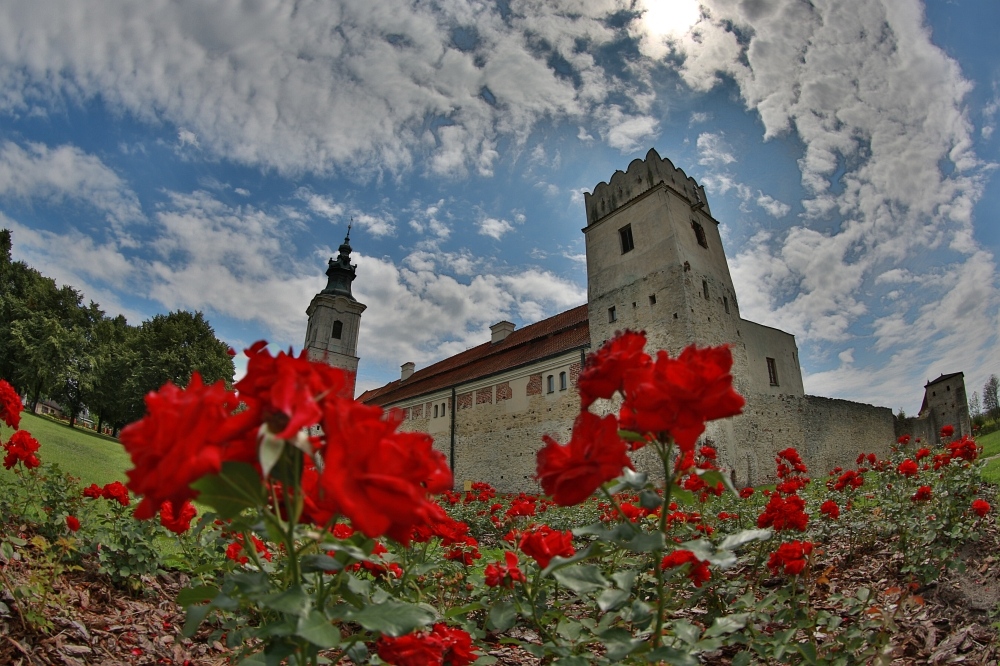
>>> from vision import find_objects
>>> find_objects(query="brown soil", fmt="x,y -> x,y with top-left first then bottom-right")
2,520 -> 998,666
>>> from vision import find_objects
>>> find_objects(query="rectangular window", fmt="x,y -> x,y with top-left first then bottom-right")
619,225 -> 634,254
724,296 -> 730,314
608,306 -> 617,323
702,280 -> 709,300
767,357 -> 779,386
547,375 -> 555,393
559,372 -> 567,391
649,294 -> 656,305
692,220 -> 708,248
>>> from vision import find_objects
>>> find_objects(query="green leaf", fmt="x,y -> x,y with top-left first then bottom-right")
611,569 -> 636,592
703,613 -> 749,638
639,489 -> 662,510
349,600 -> 436,637
487,601 -> 517,632
597,588 -> 630,612
797,641 -> 819,665
600,628 -> 643,660
182,604 -> 212,637
672,619 -> 702,645
191,462 -> 266,519
719,529 -> 772,552
300,554 -> 342,574
646,646 -> 699,666
617,429 -> 647,443
296,611 -> 341,648
624,531 -> 666,553
697,468 -> 738,495
540,543 -> 597,577
552,564 -> 610,595
553,657 -> 590,666
262,586 -> 312,618
176,585 -> 219,607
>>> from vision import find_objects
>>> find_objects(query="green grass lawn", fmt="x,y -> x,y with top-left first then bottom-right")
977,429 -> 1000,459
2,412 -> 132,485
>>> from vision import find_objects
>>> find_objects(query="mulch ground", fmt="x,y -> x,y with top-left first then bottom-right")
2,518 -> 999,666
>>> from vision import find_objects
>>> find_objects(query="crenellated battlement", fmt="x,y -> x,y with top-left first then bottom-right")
584,148 -> 710,225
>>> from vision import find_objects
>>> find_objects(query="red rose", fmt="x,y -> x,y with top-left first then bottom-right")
66,515 -> 81,532
757,493 -> 809,532
972,499 -> 991,517
620,344 -> 744,450
536,411 -> 633,506
121,373 -> 260,520
0,379 -> 22,430
768,540 -> 813,575
940,425 -> 955,439
102,481 -> 131,506
235,341 -> 348,438
160,500 -> 198,533
896,459 -> 918,477
660,549 -> 711,587
897,434 -> 911,445
576,330 -> 651,408
911,486 -> 932,502
377,624 -> 478,666
317,398 -> 452,545
739,487 -> 755,499
819,500 -> 840,519
83,483 -> 103,499
519,525 -> 575,569
3,430 -> 40,469
484,551 -> 526,588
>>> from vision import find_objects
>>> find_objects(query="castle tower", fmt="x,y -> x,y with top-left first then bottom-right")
304,230 -> 366,398
583,148 -> 744,364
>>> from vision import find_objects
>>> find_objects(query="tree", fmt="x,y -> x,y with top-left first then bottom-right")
121,311 -> 235,427
969,391 -> 982,419
88,314 -> 139,436
984,375 -> 1000,421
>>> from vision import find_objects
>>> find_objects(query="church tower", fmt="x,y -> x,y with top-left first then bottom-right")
304,230 -> 366,398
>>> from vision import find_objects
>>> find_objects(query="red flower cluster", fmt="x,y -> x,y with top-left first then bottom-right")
739,487 -> 755,499
576,331 -> 650,408
484,551 -> 526,588
757,493 -> 809,532
897,459 -> 918,477
768,540 -> 813,576
66,515 -> 81,532
819,500 -> 840,519
897,434 -> 911,445
972,499 -> 991,517
946,436 -> 979,463
912,486 -> 933,502
0,379 -> 22,430
159,500 -> 198,533
83,481 -> 131,506
519,525 -> 575,569
3,430 -> 40,469
831,469 -> 864,492
376,623 -> 478,666
940,425 -> 955,439
536,412 -> 633,506
660,549 -> 711,587
121,343 -> 454,544
225,534 -> 272,565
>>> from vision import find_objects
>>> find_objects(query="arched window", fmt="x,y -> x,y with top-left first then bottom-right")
547,375 -> 555,393
331,320 -> 343,339
433,405 -> 439,418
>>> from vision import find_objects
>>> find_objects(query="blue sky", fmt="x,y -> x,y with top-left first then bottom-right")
1,0 -> 998,414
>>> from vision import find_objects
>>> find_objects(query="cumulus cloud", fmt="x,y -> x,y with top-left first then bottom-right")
0,140 -> 143,229
0,0 -> 651,176
477,217 -> 513,240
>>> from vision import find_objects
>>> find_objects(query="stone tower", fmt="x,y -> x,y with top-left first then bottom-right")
304,230 -> 366,398
582,148 -> 747,377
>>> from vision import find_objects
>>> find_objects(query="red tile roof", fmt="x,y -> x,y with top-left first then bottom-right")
359,304 -> 590,406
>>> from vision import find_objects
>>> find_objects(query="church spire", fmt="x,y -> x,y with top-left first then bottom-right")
322,223 -> 357,300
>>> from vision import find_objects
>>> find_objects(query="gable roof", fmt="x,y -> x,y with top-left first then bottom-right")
359,304 -> 590,406
925,371 -> 964,388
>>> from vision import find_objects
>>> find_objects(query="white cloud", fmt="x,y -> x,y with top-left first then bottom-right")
696,132 -> 736,166
756,192 -> 790,218
477,217 -> 513,240
0,140 -> 143,229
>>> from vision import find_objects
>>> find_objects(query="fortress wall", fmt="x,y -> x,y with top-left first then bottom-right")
800,396 -> 895,475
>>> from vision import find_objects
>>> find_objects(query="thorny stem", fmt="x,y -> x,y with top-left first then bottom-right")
652,436 -> 676,650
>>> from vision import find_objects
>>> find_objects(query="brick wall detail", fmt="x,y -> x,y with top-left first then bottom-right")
526,374 -> 542,396
569,362 -> 581,386
457,392 -> 473,410
411,403 -> 423,419
476,387 -> 494,405
496,381 -> 512,402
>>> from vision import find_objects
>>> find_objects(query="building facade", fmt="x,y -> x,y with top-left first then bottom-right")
313,149 -> 967,491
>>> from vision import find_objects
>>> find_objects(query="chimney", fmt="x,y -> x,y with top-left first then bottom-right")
401,361 -> 415,381
490,321 -> 515,344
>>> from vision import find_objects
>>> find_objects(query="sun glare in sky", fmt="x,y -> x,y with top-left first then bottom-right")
639,0 -> 701,39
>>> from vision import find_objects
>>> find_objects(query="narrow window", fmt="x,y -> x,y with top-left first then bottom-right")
442,402 -> 446,415
692,220 -> 708,248
547,375 -> 555,393
434,405 -> 439,418
331,320 -> 344,339
702,280 -> 709,300
724,296 -> 730,314
767,358 -> 779,386
608,306 -> 617,323
619,225 -> 634,254
649,294 -> 656,305
559,372 -> 567,391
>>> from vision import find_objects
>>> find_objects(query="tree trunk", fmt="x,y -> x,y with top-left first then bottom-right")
30,378 -> 42,412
